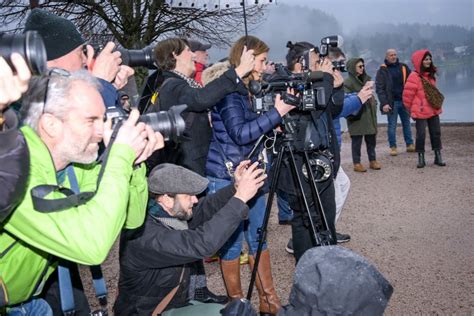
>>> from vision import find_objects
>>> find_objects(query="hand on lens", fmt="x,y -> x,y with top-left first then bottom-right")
235,46 -> 255,79
319,58 -> 333,74
89,42 -> 122,82
332,69 -> 344,88
0,54 -> 31,111
234,161 -> 267,203
134,125 -> 165,165
112,65 -> 135,90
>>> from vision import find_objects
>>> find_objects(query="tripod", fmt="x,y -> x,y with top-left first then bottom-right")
246,135 -> 333,300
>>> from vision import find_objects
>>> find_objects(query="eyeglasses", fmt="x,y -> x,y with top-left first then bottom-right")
357,65 -> 365,69
42,68 -> 71,115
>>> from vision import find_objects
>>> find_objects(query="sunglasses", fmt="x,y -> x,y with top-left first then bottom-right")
357,64 -> 365,69
42,68 -> 71,115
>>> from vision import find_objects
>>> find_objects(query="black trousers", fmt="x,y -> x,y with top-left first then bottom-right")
351,134 -> 376,164
287,177 -> 337,263
415,116 -> 442,152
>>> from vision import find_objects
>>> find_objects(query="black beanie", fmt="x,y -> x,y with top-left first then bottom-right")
24,9 -> 85,61
285,41 -> 318,67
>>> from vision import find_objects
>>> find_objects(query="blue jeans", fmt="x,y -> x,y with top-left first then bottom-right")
277,189 -> 293,222
207,176 -> 267,260
387,101 -> 413,148
7,298 -> 53,316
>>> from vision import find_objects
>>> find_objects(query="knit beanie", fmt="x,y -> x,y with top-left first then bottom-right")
24,8 -> 85,61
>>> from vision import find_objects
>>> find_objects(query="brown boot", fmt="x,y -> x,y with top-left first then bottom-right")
353,163 -> 367,172
248,250 -> 281,315
369,160 -> 382,170
220,258 -> 244,299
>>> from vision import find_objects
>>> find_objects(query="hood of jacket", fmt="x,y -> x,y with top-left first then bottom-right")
346,57 -> 371,85
202,61 -> 231,86
411,49 -> 431,74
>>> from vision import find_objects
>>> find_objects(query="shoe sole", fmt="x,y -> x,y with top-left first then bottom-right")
337,239 -> 351,244
285,246 -> 294,254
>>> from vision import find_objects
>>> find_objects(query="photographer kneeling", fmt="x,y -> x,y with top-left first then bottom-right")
0,70 -> 164,312
276,41 -> 344,262
114,161 -> 266,316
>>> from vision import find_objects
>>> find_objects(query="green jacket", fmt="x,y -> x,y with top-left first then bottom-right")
344,58 -> 378,136
0,126 -> 147,306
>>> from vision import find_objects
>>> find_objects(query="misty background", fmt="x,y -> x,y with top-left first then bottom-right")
208,0 -> 474,122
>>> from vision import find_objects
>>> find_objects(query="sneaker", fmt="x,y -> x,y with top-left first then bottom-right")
353,163 -> 367,172
239,252 -> 249,265
285,238 -> 294,254
390,147 -> 398,156
406,144 -> 416,152
369,160 -> 381,170
336,233 -> 351,243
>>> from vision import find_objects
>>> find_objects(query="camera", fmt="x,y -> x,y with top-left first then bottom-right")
249,63 -> 326,113
106,104 -> 187,143
319,35 -> 343,58
85,44 -> 156,69
332,60 -> 346,72
0,31 -> 47,75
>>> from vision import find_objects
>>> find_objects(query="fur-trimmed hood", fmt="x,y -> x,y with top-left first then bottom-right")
201,61 -> 231,86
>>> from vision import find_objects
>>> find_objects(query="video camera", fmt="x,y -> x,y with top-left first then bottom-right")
85,44 -> 156,69
106,104 -> 187,143
249,63 -> 326,113
0,31 -> 47,75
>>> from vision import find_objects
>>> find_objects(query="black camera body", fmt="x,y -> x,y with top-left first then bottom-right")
85,44 -> 156,69
250,64 -> 326,113
0,31 -> 47,75
106,104 -> 187,143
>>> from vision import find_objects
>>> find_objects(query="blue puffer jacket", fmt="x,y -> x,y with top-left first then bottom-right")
333,93 -> 362,146
206,92 -> 282,180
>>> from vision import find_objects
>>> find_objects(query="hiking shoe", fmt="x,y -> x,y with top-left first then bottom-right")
336,233 -> 351,243
353,163 -> 367,172
406,144 -> 416,152
285,238 -> 294,254
390,147 -> 398,156
369,160 -> 381,170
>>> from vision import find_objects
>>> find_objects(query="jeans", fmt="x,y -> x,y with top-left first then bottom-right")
387,101 -> 413,148
351,134 -> 377,163
207,176 -> 267,260
276,189 -> 293,222
7,298 -> 53,316
415,116 -> 442,152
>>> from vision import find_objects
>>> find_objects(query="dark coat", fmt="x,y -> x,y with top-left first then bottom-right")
114,185 -> 249,315
344,58 -> 378,136
156,69 -> 247,176
375,59 -> 410,113
0,109 -> 29,222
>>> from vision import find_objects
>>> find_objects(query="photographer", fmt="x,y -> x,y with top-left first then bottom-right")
114,161 -> 266,315
203,35 -> 296,316
0,70 -> 164,311
0,54 -> 31,223
277,41 -> 344,261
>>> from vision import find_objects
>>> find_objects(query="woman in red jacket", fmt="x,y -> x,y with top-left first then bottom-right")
403,49 -> 445,168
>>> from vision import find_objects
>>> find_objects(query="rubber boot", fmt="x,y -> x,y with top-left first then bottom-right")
417,152 -> 426,168
434,150 -> 446,166
220,258 -> 244,300
248,250 -> 281,316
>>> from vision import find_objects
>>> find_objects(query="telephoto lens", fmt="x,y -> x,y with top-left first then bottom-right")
138,104 -> 187,142
0,31 -> 47,75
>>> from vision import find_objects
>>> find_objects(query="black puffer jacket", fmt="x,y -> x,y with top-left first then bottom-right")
0,109 -> 29,222
153,69 -> 247,176
114,185 -> 249,315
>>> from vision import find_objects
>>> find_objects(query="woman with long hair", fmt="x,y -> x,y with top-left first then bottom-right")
403,50 -> 445,168
203,35 -> 295,316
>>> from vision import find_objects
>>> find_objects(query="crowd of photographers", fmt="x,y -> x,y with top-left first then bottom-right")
0,8 -> 397,316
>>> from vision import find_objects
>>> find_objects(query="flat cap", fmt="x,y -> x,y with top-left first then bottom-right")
188,39 -> 211,52
148,163 -> 209,195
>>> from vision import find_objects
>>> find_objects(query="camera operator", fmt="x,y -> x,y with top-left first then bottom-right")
114,161 -> 265,315
203,35 -> 296,316
24,8 -> 134,108
0,70 -> 164,312
0,54 -> 31,223
277,41 -> 345,262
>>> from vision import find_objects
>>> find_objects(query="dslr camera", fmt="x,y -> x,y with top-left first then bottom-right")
319,35 -> 346,72
0,31 -> 47,75
106,104 -> 187,143
85,43 -> 156,69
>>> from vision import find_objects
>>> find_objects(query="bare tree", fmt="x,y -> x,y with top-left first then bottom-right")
0,0 -> 266,49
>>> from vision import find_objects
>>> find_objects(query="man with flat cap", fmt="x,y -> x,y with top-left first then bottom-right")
114,161 -> 266,316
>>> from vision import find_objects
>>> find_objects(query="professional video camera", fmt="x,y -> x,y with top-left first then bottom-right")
0,31 -> 47,75
106,104 -> 187,143
249,63 -> 325,112
85,44 -> 156,69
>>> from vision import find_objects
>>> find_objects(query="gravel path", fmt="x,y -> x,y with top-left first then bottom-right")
83,124 -> 474,315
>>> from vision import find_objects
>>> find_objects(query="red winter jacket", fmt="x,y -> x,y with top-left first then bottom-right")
403,49 -> 442,119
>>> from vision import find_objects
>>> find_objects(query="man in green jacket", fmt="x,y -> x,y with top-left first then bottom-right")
0,70 -> 164,313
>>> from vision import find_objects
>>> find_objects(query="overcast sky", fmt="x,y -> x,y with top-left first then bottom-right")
276,0 -> 473,31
